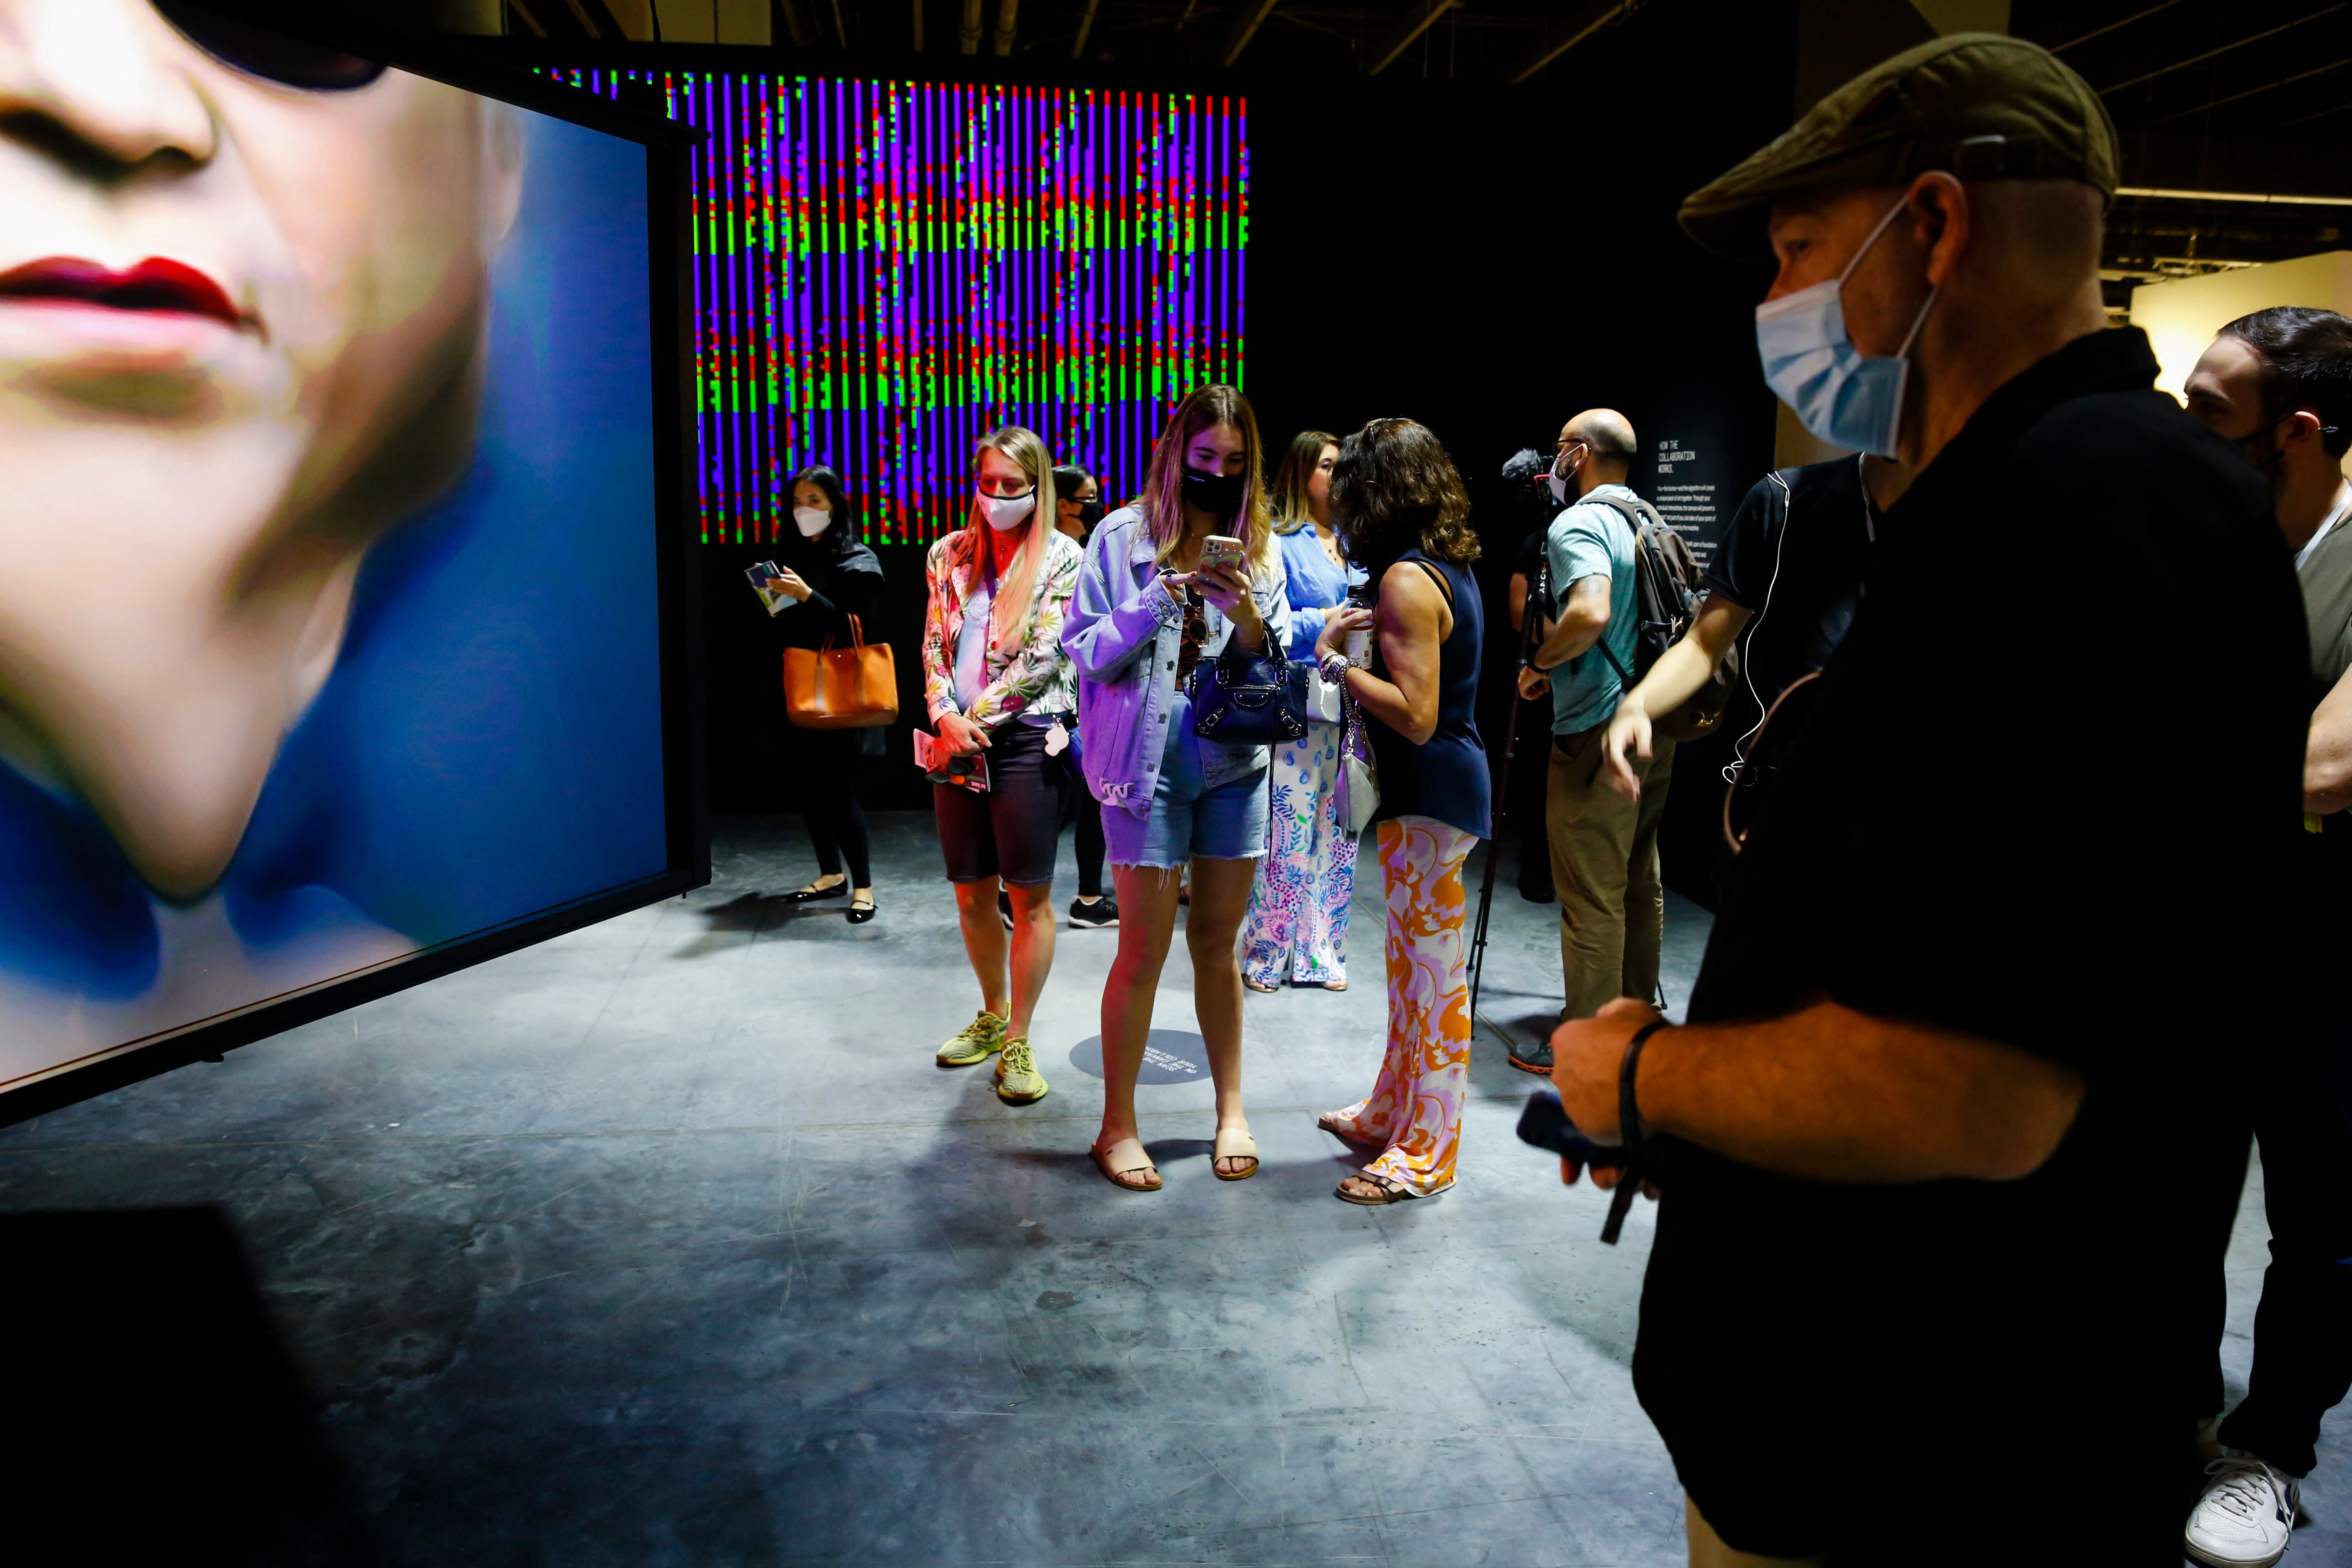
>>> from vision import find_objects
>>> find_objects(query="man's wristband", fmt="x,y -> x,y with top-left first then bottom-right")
1599,1018 -> 1671,1246
1319,651 -> 1353,686
1619,1019 -> 1669,1158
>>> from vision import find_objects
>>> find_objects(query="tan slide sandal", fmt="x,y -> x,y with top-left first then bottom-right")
1090,1138 -> 1162,1193
1212,1127 -> 1259,1182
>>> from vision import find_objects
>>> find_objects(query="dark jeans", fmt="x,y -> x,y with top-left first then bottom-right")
1060,780 -> 1106,898
787,724 -> 871,888
1504,692 -> 1553,900
2198,868 -> 2352,1478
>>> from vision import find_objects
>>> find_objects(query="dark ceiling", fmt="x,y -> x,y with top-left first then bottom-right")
489,0 -> 2350,301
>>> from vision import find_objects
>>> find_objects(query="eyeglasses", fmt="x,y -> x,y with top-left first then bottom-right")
152,0 -> 386,92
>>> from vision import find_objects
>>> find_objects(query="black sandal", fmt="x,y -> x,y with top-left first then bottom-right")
846,891 -> 877,925
786,879 -> 846,903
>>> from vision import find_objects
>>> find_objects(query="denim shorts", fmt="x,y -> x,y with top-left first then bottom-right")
1102,690 -> 1269,870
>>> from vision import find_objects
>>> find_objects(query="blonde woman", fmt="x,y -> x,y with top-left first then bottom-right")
1062,385 -> 1291,1191
922,427 -> 1085,1106
1240,430 -> 1366,992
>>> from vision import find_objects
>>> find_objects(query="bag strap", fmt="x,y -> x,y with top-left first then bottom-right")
1405,555 -> 1455,607
845,613 -> 865,649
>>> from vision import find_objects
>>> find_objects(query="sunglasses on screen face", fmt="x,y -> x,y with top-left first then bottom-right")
150,0 -> 386,92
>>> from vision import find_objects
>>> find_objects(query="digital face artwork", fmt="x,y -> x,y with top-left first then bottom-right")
0,0 -> 672,1089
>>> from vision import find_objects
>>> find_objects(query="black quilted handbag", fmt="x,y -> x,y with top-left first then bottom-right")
1187,643 -> 1311,743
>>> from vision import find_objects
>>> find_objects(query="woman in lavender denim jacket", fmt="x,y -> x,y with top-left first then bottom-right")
1061,385 -> 1291,1194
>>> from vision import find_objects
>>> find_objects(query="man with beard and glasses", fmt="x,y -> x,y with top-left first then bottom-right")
1543,36 -> 2307,1566
2175,305 -> 2352,1568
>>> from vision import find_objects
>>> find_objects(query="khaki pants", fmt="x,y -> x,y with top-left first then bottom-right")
1546,726 -> 1674,1020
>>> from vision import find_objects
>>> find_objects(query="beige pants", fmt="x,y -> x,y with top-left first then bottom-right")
1546,726 -> 1674,1020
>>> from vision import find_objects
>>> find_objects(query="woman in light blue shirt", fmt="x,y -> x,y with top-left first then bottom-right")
1240,431 -> 1366,991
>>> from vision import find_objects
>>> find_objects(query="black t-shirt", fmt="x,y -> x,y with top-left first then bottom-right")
1634,330 -> 2308,1554
1705,455 -> 1876,735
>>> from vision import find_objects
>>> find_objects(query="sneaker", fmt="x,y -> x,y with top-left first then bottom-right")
997,889 -> 1014,930
1069,894 -> 1119,929
1508,1036 -> 1555,1074
995,1037 -> 1049,1104
936,1010 -> 1006,1068
2185,1452 -> 2300,1568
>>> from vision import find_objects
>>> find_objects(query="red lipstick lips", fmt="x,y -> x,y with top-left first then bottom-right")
0,257 -> 247,332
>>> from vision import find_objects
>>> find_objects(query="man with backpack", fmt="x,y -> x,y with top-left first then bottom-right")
1512,408 -> 1693,1070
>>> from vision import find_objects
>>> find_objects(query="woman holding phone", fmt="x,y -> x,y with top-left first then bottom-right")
1062,385 -> 1291,1192
920,427 -> 1085,1105
767,465 -> 885,922
1310,419 -> 1489,1204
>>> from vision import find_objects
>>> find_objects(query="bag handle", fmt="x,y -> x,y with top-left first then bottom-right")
817,613 -> 868,656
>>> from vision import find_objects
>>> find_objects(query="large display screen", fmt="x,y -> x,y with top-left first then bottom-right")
0,5 -> 689,1100
560,69 -> 1249,546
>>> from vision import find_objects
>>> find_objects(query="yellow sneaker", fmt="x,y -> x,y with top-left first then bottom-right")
995,1037 -> 1048,1105
936,1010 -> 1006,1068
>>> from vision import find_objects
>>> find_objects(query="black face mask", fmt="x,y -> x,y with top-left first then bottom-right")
1182,466 -> 1245,517
1078,499 -> 1106,530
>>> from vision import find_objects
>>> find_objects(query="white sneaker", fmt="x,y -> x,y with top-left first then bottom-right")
2184,1451 -> 2300,1568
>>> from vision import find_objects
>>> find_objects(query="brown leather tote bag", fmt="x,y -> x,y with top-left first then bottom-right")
784,614 -> 898,729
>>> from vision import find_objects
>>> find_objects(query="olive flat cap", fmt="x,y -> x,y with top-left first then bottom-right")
1679,32 -> 2118,257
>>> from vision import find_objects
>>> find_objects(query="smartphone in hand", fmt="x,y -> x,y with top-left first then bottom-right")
1199,534 -> 1246,577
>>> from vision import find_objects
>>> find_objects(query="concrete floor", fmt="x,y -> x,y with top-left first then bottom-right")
0,813 -> 2339,1566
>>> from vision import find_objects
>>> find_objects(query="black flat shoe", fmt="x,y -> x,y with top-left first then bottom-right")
846,894 -> 877,925
786,881 -> 847,903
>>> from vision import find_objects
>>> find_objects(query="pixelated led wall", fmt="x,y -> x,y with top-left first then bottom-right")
558,70 -> 1249,545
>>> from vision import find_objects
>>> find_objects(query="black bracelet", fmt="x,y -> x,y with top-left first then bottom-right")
1599,1018 -> 1672,1246
1619,1018 -> 1668,1161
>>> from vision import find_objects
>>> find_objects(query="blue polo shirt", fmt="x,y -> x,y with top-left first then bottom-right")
1544,483 -> 1640,735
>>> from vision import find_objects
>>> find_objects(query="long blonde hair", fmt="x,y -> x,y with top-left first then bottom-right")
1269,429 -> 1339,535
968,424 -> 1060,649
1137,384 -> 1275,571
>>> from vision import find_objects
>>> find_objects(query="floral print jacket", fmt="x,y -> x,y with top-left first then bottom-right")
921,525 -> 1084,729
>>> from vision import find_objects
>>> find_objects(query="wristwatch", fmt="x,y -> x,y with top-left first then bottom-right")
1319,651 -> 1353,686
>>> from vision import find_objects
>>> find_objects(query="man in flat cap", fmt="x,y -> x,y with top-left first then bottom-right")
1545,34 -> 2308,1567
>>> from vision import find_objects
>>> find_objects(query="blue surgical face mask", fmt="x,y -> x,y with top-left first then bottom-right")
1754,199 -> 1938,459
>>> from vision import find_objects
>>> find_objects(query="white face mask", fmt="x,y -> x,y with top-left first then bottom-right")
977,490 -> 1036,531
1754,198 -> 1938,460
793,506 -> 831,538
1547,441 -> 1584,503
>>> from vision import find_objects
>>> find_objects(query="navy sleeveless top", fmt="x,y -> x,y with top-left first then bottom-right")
1368,550 -> 1490,840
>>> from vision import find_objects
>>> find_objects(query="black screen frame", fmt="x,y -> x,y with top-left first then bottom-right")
0,4 -> 712,1128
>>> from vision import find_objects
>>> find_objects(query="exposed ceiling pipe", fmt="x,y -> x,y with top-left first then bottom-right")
912,0 -> 923,50
1507,0 -> 1622,86
1221,0 -> 1279,66
959,0 -> 981,53
1363,0 -> 1455,77
2097,5 -> 2345,97
991,0 -> 1018,55
1071,0 -> 1100,58
2117,185 -> 2352,207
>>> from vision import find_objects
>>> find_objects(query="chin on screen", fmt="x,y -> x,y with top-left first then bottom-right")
0,3 -> 704,1117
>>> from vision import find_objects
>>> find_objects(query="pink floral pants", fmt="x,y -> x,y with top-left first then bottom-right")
1322,815 -> 1475,1195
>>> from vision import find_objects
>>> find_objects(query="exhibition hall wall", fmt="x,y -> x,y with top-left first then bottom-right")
0,19 -> 694,1107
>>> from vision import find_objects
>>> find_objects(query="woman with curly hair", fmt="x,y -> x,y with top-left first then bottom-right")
1311,419 -> 1490,1203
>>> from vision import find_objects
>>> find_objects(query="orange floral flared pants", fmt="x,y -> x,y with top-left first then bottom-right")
1324,815 -> 1475,1195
